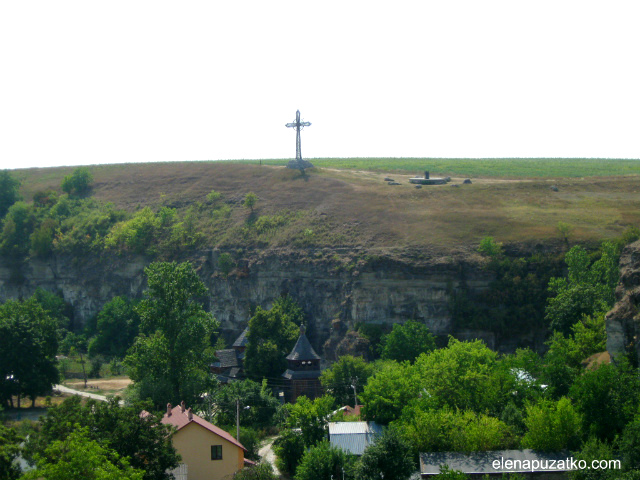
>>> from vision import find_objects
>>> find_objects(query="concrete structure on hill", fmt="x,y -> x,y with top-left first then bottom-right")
328,421 -> 383,456
420,450 -> 574,479
160,402 -> 248,480
282,324 -> 322,402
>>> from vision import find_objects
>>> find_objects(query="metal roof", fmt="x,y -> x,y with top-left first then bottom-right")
420,450 -> 573,475
328,422 -> 383,456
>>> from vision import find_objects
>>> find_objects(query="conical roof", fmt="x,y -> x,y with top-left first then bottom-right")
232,327 -> 249,348
286,325 -> 321,361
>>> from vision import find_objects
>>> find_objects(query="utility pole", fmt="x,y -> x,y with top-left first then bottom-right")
236,398 -> 240,441
351,377 -> 358,407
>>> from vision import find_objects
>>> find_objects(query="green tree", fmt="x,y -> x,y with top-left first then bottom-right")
61,167 -> 93,196
357,427 -> 414,480
568,437 -> 619,480
89,296 -> 141,359
381,320 -> 436,363
0,298 -> 59,408
0,424 -> 21,480
546,243 -> 619,334
233,462 -> 279,480
477,236 -> 503,257
244,192 -> 258,212
217,252 -> 236,277
244,296 -> 301,380
522,397 -> 582,451
23,426 -> 145,480
0,170 -> 21,220
283,395 -> 335,447
26,395 -> 179,480
320,355 -> 374,407
125,261 -> 218,407
30,217 -> 58,257
0,201 -> 34,256
294,441 -> 352,480
273,428 -> 305,476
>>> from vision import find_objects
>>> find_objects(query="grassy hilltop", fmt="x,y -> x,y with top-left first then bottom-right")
11,158 -> 640,253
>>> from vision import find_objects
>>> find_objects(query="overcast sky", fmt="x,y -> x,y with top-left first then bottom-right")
1,1 -> 639,170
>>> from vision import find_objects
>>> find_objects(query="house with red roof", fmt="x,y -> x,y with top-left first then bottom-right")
160,402 -> 248,480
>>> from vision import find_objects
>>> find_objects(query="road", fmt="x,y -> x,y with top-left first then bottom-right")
258,436 -> 280,475
53,384 -> 124,405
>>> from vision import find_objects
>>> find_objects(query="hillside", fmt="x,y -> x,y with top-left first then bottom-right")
11,159 -> 640,252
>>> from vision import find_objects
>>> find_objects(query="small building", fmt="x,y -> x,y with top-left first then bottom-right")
420,450 -> 573,479
328,421 -> 383,456
211,327 -> 249,382
161,402 -> 247,480
282,325 -> 322,403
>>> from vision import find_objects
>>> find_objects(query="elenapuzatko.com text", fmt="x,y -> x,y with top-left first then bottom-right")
493,457 -> 621,472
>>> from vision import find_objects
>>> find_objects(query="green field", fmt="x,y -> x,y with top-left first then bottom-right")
233,157 -> 640,178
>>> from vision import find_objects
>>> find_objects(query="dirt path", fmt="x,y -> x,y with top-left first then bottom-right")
54,384 -> 124,405
258,436 -> 280,475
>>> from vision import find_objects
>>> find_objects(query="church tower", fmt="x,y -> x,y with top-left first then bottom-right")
282,325 -> 322,403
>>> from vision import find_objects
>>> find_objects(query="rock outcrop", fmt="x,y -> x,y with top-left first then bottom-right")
606,239 -> 640,363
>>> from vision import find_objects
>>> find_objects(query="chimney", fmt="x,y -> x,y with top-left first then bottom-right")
187,408 -> 193,420
180,401 -> 186,413
167,403 -> 172,416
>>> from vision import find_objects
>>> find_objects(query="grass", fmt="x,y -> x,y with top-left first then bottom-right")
10,160 -> 640,253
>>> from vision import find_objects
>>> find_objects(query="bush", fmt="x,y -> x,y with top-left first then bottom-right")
61,167 -> 93,196
218,253 -> 236,277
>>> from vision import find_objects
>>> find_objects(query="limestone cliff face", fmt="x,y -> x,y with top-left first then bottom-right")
607,240 -> 640,362
0,250 -> 491,353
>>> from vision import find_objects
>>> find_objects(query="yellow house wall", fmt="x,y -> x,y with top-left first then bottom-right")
172,422 -> 244,480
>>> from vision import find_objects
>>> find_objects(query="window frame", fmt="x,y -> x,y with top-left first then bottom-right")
211,445 -> 223,461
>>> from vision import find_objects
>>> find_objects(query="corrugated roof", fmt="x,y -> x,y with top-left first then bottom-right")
328,422 -> 383,456
162,406 -> 246,452
233,327 -> 249,348
286,330 -> 321,361
419,450 -> 573,475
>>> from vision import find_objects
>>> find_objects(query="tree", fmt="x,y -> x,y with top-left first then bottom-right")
521,397 -> 582,451
0,170 -> 21,220
283,395 -> 335,447
380,320 -> 436,363
0,298 -> 59,408
546,243 -> 619,334
26,395 -> 179,480
273,429 -> 305,476
320,355 -> 374,407
357,427 -> 414,480
61,167 -> 93,196
0,201 -> 34,257
556,221 -> 573,246
218,252 -> 236,277
0,424 -> 21,480
243,192 -> 258,212
23,426 -> 145,480
477,236 -> 503,257
233,462 -> 279,480
244,296 -> 301,380
124,261 -> 219,407
294,441 -> 352,480
89,296 -> 141,359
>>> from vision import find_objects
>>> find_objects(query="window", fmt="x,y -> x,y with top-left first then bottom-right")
211,445 -> 223,460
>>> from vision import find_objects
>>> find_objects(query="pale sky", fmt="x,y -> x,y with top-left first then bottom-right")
1,1 -> 639,170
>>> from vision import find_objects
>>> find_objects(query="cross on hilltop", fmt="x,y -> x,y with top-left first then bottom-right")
285,110 -> 313,171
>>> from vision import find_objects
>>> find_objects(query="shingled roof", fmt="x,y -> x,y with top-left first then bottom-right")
232,327 -> 249,348
286,325 -> 321,361
215,349 -> 240,368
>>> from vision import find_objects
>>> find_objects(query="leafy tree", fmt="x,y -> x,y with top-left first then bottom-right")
89,296 -> 141,359
477,236 -> 503,257
556,221 -> 573,246
320,355 -> 373,407
0,170 -> 21,220
124,261 -> 219,407
0,298 -> 59,408
0,201 -> 34,256
233,462 -> 279,480
569,361 -> 640,441
521,397 -> 582,451
0,424 -> 21,480
283,395 -> 335,447
381,320 -> 436,363
31,287 -> 71,331
434,466 -> 470,479
294,440 -> 352,480
244,192 -> 258,212
23,426 -> 145,480
357,427 -> 414,480
218,252 -> 236,277
546,243 -> 619,334
413,337 -> 511,414
30,217 -> 58,257
26,396 -> 179,480
201,379 -> 280,429
244,296 -> 301,380
361,360 -> 421,424
273,428 -> 305,476
61,332 -> 89,388
621,412 -> 640,471
61,167 -> 93,196
568,437 -> 619,480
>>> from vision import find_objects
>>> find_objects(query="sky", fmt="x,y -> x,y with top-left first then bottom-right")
1,1 -> 639,170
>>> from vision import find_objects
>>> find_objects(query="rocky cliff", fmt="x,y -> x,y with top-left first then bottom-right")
607,240 -> 640,363
0,249 -> 491,354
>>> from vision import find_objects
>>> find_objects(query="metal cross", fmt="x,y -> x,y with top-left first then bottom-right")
285,110 -> 311,162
